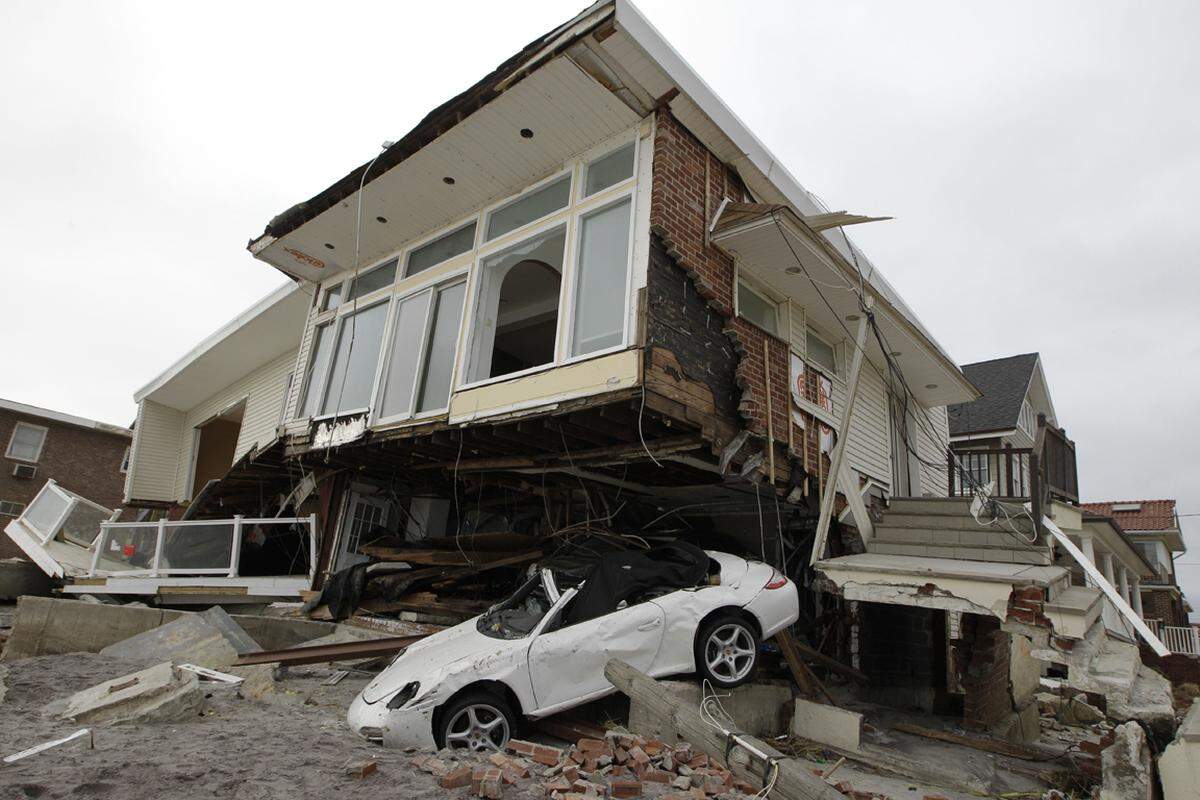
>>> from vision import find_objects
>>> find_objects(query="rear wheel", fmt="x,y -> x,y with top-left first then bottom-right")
436,692 -> 515,752
695,614 -> 759,688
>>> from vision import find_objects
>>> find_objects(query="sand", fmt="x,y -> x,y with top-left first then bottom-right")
0,652 -> 450,800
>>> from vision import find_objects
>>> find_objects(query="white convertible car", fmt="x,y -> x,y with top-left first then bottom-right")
347,543 -> 799,750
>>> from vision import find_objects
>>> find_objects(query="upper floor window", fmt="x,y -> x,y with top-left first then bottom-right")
6,422 -> 47,462
377,279 -> 468,420
120,446 -> 131,474
299,301 -> 389,418
584,142 -> 635,197
486,175 -> 571,241
347,258 -> 398,302
736,277 -> 781,337
406,222 -> 476,277
1018,400 -> 1035,436
806,328 -> 837,375
0,500 -> 25,517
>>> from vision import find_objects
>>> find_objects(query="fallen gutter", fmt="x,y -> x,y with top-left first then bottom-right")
231,634 -> 428,667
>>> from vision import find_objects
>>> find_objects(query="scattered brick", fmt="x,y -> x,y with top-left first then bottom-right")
441,766 -> 473,789
609,778 -> 643,798
546,777 -> 572,795
478,767 -> 504,799
344,758 -> 377,779
627,746 -> 651,768
642,768 -> 672,784
687,754 -> 708,769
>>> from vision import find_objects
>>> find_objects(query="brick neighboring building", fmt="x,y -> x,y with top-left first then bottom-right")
0,398 -> 132,560
1082,499 -> 1191,627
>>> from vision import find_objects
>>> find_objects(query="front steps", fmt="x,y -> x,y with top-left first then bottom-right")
868,497 -> 1053,566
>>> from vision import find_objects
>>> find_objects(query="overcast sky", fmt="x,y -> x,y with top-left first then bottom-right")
2,1 -> 1197,612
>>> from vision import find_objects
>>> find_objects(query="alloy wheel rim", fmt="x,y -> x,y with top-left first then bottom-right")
445,704 -> 509,752
705,623 -> 755,681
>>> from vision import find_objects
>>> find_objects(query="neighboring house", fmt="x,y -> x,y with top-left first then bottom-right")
1082,500 -> 1190,628
947,353 -> 1063,499
0,398 -> 132,560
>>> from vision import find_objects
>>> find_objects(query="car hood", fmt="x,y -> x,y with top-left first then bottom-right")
361,617 -> 513,704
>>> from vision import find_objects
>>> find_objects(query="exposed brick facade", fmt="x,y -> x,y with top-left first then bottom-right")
956,614 -> 1013,730
648,110 -> 826,483
0,407 -> 130,560
1141,587 -> 1189,627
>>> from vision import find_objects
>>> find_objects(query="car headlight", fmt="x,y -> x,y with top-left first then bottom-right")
386,681 -> 421,710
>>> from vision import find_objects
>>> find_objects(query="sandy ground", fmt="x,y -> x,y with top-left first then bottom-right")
0,652 -> 456,800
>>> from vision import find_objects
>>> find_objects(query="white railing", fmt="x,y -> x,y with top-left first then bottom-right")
89,514 -> 317,582
1144,618 -> 1163,638
1159,625 -> 1200,656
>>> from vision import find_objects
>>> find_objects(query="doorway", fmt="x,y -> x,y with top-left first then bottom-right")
334,489 -> 390,573
189,400 -> 245,499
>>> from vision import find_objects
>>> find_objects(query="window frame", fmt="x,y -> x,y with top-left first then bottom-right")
579,140 -> 637,201
404,220 -> 479,279
483,168 -> 574,244
805,326 -> 839,376
562,192 -> 637,361
371,273 -> 470,427
0,500 -> 25,516
119,446 -> 130,474
309,295 -> 393,422
734,271 -> 785,338
6,421 -> 48,463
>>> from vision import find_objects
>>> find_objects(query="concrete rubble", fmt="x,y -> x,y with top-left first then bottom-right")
51,661 -> 205,725
1099,721 -> 1153,800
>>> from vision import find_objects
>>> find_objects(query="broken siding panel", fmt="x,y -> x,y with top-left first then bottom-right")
917,404 -> 951,496
172,349 -> 298,501
127,400 -> 184,503
283,305 -> 318,422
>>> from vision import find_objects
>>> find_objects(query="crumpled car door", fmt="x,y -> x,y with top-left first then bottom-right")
526,601 -> 665,712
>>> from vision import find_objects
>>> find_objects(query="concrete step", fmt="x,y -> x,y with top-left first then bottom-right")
865,539 -> 1053,565
885,497 -> 975,516
877,512 -> 1037,534
872,523 -> 1041,549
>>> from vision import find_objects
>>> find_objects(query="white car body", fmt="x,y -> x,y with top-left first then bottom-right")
347,550 -> 799,748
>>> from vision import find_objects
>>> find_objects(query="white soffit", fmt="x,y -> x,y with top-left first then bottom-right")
258,56 -> 639,282
135,282 -> 309,410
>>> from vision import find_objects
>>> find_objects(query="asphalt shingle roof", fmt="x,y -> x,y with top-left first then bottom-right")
1080,500 -> 1178,532
948,353 -> 1039,436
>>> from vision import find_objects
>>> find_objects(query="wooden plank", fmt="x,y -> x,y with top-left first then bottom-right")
890,722 -> 1062,762
774,630 -> 835,704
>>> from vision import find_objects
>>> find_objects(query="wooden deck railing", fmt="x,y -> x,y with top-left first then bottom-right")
1038,414 -> 1079,503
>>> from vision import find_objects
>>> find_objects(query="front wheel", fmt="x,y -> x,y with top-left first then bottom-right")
436,692 -> 515,752
695,614 -> 759,688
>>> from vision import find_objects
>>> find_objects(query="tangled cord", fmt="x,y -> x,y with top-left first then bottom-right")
699,680 -> 780,798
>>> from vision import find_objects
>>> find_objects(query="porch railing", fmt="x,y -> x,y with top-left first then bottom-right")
947,445 -> 1033,498
1038,414 -> 1079,504
89,515 -> 317,581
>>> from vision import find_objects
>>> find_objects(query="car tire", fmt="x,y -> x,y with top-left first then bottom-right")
695,613 -> 760,688
435,691 -> 516,752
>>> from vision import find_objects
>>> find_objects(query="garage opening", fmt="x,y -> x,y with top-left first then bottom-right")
190,400 -> 244,499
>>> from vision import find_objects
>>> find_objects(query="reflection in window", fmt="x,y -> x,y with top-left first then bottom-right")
321,283 -> 343,312
377,293 -> 432,419
320,302 -> 388,415
469,227 -> 565,382
407,223 -> 476,277
416,282 -> 467,412
299,323 -> 334,418
584,143 -> 635,196
806,329 -> 837,374
572,198 -> 631,356
348,258 -> 398,301
737,279 -> 778,336
486,176 -> 571,241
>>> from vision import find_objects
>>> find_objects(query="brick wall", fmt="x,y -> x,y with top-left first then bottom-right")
1142,587 -> 1189,627
0,408 -> 130,560
957,614 -> 1014,730
648,110 -> 825,483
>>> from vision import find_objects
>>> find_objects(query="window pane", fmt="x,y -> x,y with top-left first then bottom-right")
584,143 -> 635,196
8,423 -> 46,461
407,223 -> 476,276
321,283 -> 343,312
469,227 -> 566,382
24,489 -> 68,539
737,280 -> 777,335
320,302 -> 388,415
486,176 -> 571,241
378,291 -> 433,419
348,258 -> 398,301
807,329 -> 836,373
416,282 -> 467,413
299,323 -> 334,418
572,199 -> 631,356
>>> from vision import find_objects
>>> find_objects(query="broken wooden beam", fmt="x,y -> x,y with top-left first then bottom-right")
231,634 -> 427,667
604,658 -> 843,800
890,722 -> 1065,762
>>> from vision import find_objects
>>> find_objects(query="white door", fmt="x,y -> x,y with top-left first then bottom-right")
335,492 -> 388,572
527,602 -> 665,712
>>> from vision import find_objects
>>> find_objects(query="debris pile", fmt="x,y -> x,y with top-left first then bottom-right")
411,732 -> 764,800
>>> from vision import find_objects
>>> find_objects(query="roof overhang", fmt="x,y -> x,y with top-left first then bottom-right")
711,204 -> 977,406
1128,529 -> 1187,554
134,282 -> 309,410
0,398 -> 130,437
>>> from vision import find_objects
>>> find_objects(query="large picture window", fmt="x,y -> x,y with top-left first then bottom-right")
320,301 -> 389,415
571,198 -> 631,356
377,279 -> 467,421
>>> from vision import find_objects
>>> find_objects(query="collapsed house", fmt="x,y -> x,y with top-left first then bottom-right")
3,0 -> 1181,767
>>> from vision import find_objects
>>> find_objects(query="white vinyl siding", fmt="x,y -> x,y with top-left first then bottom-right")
831,366 -> 892,490
917,404 -> 951,496
172,349 -> 297,501
125,400 -> 184,503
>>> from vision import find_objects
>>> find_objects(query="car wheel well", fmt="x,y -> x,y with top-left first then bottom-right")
432,681 -> 523,739
696,606 -> 761,642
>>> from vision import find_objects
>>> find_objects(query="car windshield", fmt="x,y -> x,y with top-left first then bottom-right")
477,572 -> 557,639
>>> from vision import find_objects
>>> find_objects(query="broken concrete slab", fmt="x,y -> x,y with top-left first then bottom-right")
200,606 -> 261,655
627,679 -> 792,741
99,610 -> 242,669
1099,721 -> 1152,800
3,596 -> 335,662
54,661 -> 204,725
1158,701 -> 1200,800
792,697 -> 862,751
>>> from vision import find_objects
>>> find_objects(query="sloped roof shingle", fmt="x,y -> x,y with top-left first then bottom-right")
948,353 -> 1039,436
1080,500 -> 1178,532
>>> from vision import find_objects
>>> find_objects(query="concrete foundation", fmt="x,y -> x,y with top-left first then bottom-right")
792,697 -> 862,751
99,609 -> 247,669
627,679 -> 792,741
1158,702 -> 1200,800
